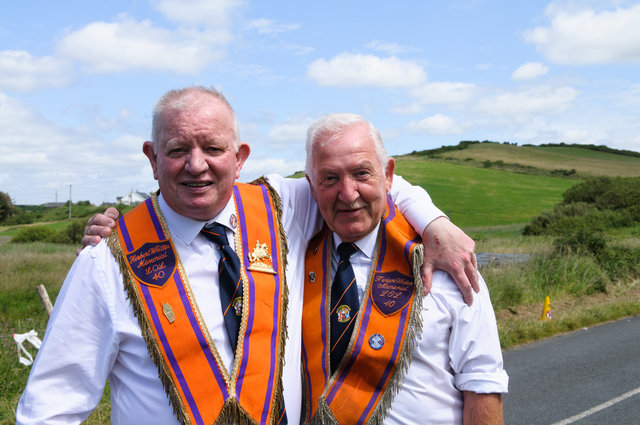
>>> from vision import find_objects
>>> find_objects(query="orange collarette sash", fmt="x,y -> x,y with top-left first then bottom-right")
107,182 -> 288,425
301,196 -> 424,425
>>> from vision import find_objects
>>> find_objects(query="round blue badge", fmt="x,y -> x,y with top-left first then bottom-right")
368,333 -> 385,350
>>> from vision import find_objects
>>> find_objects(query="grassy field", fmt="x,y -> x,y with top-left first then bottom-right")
394,158 -> 576,227
436,143 -> 640,177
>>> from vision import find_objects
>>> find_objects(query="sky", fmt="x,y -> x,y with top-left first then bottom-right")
2,0 -> 640,206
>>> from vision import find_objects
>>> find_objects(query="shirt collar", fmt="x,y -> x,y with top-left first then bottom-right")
333,222 -> 381,260
158,193 -> 237,245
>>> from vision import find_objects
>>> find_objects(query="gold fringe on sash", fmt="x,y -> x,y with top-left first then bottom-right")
107,229 -> 191,425
363,244 -> 424,425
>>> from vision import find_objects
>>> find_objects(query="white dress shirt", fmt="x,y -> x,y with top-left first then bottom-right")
16,174 -> 443,425
333,230 -> 509,425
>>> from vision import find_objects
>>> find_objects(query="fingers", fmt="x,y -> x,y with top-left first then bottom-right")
420,263 -> 434,296
468,253 -> 480,293
80,234 -> 103,249
105,207 -> 120,220
87,214 -> 117,229
454,272 -> 475,307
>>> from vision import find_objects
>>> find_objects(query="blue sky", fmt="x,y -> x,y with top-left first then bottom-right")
2,0 -> 640,205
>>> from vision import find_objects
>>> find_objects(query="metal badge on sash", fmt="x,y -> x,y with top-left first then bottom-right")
248,240 -> 276,274
162,303 -> 176,324
368,333 -> 385,350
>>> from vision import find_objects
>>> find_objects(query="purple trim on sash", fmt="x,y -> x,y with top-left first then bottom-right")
147,198 -> 166,240
259,185 -> 280,424
233,184 -> 280,422
357,302 -> 410,425
301,343 -> 312,422
119,216 -> 134,252
140,283 -> 205,425
173,271 -> 229,395
376,197 -> 395,271
234,185 -> 255,397
120,208 -> 205,425
320,234 -> 330,381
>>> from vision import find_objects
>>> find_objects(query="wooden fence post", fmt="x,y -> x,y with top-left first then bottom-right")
36,284 -> 53,317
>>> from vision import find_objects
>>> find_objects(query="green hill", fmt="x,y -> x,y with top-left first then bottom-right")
394,142 -> 640,228
394,158 -> 574,228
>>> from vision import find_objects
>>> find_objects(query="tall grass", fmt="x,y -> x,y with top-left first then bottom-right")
0,238 -> 110,424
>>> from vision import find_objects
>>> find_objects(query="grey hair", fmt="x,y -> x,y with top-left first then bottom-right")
150,86 -> 241,152
305,113 -> 389,176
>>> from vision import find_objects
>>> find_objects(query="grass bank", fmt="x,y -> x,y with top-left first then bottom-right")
1,227 -> 639,422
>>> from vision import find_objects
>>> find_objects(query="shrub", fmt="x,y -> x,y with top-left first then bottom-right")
554,227 -> 607,257
597,246 -> 640,281
11,226 -> 54,243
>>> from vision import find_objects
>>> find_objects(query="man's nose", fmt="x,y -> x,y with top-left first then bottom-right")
337,176 -> 359,204
185,149 -> 208,174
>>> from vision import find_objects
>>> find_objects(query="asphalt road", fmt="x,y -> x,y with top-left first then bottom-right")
503,315 -> 640,424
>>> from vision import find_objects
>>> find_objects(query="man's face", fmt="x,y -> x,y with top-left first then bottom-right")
143,96 -> 250,221
307,122 -> 394,242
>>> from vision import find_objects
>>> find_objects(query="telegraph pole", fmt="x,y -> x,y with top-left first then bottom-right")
68,184 -> 72,220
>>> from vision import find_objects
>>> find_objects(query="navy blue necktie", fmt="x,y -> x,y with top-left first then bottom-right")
330,242 -> 359,374
201,222 -> 243,354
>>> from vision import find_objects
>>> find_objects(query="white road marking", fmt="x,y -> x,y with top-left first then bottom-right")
550,386 -> 640,425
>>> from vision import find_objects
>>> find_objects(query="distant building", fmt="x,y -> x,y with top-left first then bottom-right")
117,190 -> 149,206
43,202 -> 66,209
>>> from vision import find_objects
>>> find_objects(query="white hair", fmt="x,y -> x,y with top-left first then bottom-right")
305,113 -> 389,176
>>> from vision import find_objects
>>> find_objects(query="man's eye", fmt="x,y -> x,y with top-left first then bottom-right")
167,148 -> 186,156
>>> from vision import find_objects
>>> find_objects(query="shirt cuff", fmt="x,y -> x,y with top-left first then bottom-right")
455,370 -> 510,394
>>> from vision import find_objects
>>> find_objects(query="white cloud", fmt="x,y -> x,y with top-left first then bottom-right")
268,117 -> 313,143
410,81 -> 478,105
511,62 -> 549,80
155,0 -> 245,28
390,102 -> 424,114
56,15 -> 228,74
307,53 -> 427,87
0,50 -> 72,92
246,18 -> 300,35
0,93 -> 152,205
525,3 -> 640,65
365,40 -> 421,55
408,113 -> 463,135
477,85 -> 579,116
239,157 -> 305,181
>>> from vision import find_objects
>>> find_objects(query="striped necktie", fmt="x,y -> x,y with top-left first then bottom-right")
330,242 -> 359,374
201,222 -> 243,354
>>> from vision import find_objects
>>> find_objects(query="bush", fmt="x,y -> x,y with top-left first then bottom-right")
597,246 -> 640,281
11,226 -> 54,243
10,220 -> 85,244
554,227 -> 607,257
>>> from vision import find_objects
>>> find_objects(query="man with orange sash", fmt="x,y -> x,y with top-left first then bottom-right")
16,87 -> 479,425
301,113 -> 508,425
